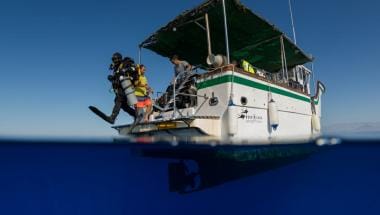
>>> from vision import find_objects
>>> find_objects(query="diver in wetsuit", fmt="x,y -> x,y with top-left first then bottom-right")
89,52 -> 136,124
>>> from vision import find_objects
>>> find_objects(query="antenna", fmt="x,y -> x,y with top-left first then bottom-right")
288,0 -> 297,44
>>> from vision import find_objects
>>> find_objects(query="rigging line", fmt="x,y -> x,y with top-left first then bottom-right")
288,0 -> 297,44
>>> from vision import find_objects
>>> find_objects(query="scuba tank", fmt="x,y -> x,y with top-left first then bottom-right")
116,57 -> 138,106
119,76 -> 138,106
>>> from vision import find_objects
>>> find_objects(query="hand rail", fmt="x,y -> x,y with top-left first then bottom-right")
172,70 -> 186,119
154,68 -> 202,119
176,93 -> 208,98
172,69 -> 199,119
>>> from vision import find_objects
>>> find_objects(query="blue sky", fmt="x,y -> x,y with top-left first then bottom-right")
1,0 -> 379,137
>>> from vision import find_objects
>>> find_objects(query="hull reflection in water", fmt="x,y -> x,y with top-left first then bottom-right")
124,138 -> 322,193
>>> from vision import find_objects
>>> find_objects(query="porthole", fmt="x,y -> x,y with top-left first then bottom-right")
209,97 -> 219,106
240,97 -> 248,105
209,92 -> 219,106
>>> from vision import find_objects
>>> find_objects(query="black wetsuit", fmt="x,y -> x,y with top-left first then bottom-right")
109,88 -> 136,122
108,63 -> 136,123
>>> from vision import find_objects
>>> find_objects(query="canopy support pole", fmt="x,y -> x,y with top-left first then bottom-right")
222,0 -> 230,64
194,21 -> 206,31
222,0 -> 233,104
138,45 -> 142,65
280,37 -> 285,82
205,13 -> 212,57
280,36 -> 289,83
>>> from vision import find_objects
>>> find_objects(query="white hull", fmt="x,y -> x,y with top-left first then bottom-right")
114,67 -> 325,145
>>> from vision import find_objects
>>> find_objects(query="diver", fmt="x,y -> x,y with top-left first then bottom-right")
89,52 -> 137,124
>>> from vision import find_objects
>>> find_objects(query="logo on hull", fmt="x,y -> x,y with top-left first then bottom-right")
237,109 -> 263,123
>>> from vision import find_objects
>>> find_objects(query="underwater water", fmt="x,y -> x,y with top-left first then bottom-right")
0,138 -> 379,215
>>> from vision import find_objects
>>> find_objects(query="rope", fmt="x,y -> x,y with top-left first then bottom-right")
230,65 -> 235,105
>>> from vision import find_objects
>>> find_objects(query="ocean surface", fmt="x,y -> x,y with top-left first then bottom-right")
0,137 -> 379,215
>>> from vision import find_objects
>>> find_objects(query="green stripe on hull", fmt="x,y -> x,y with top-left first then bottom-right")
197,75 -> 317,104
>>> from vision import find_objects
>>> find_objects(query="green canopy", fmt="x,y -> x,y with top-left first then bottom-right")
140,0 -> 313,72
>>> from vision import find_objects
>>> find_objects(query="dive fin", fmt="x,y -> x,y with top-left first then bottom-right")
89,106 -> 114,124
